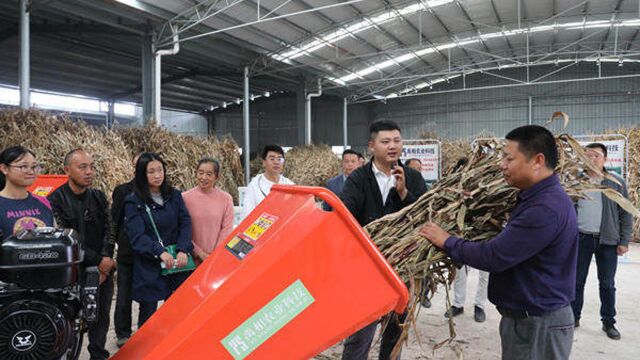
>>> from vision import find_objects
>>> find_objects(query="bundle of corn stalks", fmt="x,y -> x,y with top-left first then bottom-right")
0,109 -> 131,197
283,144 -> 341,186
115,124 -> 243,203
369,114 -> 640,355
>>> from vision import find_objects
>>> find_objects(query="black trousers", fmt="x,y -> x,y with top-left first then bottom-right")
341,312 -> 406,360
88,274 -> 114,360
136,271 -> 191,327
114,261 -> 134,339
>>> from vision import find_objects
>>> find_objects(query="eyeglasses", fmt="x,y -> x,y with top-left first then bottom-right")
9,164 -> 43,173
266,156 -> 284,163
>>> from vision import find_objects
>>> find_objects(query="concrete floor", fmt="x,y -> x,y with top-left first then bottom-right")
82,243 -> 640,359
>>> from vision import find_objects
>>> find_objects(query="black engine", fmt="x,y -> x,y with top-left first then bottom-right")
0,227 -> 98,360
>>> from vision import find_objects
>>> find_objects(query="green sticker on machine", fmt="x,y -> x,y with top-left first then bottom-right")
221,279 -> 315,359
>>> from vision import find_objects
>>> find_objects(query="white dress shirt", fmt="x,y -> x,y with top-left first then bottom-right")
241,174 -> 294,219
371,162 -> 396,205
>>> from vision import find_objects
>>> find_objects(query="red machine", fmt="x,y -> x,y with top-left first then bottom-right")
112,185 -> 408,360
27,174 -> 68,197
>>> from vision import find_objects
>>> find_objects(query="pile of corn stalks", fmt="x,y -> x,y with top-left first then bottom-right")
0,109 -> 132,196
368,116 -> 640,355
283,144 -> 341,186
115,124 -> 243,203
249,155 -> 263,179
0,109 -> 243,203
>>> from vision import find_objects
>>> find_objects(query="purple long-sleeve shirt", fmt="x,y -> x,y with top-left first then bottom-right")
444,174 -> 578,315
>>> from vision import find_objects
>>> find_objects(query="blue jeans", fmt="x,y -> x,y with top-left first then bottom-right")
571,233 -> 618,325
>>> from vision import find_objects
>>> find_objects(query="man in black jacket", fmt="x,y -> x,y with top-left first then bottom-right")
49,149 -> 115,360
111,154 -> 139,348
340,120 -> 427,360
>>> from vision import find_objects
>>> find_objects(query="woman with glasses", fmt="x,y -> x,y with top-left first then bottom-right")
182,157 -> 234,264
123,152 -> 193,326
0,146 -> 52,240
241,144 -> 294,219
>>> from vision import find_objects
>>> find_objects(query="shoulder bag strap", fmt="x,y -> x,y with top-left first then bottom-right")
144,204 -> 164,247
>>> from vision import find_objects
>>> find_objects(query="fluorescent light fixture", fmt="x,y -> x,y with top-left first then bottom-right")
381,56 -> 640,99
271,0 -> 454,62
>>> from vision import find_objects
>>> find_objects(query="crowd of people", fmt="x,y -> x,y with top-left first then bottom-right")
0,119 -> 633,360
0,147 -> 235,359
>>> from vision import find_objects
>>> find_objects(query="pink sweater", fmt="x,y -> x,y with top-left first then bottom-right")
182,187 -> 234,255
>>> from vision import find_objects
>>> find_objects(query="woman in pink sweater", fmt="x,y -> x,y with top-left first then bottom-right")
182,157 -> 234,264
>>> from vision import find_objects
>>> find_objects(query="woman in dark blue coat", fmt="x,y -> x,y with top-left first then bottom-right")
124,152 -> 193,326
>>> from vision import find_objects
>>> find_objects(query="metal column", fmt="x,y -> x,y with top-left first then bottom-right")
304,99 -> 311,145
528,96 -> 533,125
243,66 -> 250,185
343,98 -> 348,149
296,81 -> 306,145
142,34 -> 155,124
107,101 -> 115,129
19,0 -> 30,109
154,55 -> 162,125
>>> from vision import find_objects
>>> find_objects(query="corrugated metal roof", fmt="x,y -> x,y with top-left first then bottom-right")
1,0 -> 638,112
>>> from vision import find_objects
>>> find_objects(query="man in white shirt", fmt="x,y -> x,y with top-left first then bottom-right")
241,144 -> 294,219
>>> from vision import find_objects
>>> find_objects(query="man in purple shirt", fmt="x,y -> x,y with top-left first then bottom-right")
420,125 -> 578,360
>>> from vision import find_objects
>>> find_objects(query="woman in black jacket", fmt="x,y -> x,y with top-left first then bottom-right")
124,152 -> 193,326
